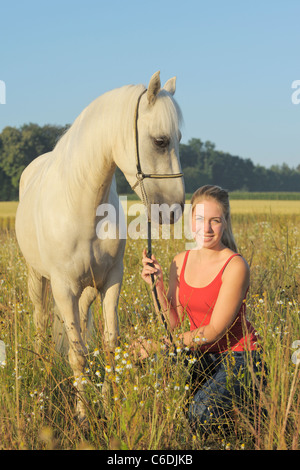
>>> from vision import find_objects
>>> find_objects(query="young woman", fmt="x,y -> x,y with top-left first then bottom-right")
137,185 -> 263,431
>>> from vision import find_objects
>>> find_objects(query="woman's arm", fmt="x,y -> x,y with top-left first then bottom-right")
141,249 -> 182,330
178,256 -> 250,349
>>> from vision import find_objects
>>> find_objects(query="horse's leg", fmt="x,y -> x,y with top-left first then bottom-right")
100,264 -> 123,405
79,286 -> 98,346
27,266 -> 48,351
50,277 -> 88,421
100,265 -> 123,352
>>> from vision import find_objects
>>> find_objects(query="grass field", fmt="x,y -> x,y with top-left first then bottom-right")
0,198 -> 300,230
0,201 -> 299,450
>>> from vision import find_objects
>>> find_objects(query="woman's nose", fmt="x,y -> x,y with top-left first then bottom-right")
204,220 -> 213,232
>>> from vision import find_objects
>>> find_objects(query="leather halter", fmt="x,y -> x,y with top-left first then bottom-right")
130,89 -> 183,208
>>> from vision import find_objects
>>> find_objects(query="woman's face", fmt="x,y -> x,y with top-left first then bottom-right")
191,198 -> 226,249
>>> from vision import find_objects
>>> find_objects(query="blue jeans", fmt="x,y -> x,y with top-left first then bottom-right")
188,351 -> 265,432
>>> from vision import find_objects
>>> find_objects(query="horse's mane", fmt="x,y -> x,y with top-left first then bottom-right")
50,83 -> 182,209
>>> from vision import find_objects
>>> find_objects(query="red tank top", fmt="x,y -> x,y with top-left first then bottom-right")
179,251 -> 257,352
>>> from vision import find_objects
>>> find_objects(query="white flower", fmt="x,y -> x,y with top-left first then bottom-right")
188,357 -> 197,365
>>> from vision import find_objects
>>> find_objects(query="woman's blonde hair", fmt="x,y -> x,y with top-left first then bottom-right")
190,185 -> 238,252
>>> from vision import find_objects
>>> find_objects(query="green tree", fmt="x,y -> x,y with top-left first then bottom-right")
0,123 -> 68,200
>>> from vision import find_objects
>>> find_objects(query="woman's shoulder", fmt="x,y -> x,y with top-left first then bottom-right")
172,250 -> 188,267
222,251 -> 250,282
169,251 -> 188,278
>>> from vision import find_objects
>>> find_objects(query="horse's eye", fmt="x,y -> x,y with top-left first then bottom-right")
153,136 -> 170,149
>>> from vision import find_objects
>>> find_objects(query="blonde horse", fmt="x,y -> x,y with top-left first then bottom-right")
15,71 -> 185,420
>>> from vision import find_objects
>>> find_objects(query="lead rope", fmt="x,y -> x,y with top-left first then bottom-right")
133,88 -> 178,355
147,219 -> 175,350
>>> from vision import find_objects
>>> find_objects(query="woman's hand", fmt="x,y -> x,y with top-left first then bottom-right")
141,249 -> 164,287
130,338 -> 161,361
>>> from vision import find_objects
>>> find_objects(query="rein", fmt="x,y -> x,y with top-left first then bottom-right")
131,88 -> 183,348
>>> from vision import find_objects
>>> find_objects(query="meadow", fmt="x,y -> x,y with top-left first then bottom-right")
0,199 -> 299,450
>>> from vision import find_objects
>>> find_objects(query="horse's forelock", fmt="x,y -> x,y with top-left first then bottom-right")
146,89 -> 183,138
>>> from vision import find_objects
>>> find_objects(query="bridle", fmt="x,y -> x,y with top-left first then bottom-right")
130,88 -> 183,348
131,89 -> 183,208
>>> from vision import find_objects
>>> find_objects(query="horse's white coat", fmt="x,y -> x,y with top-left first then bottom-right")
15,72 -> 185,419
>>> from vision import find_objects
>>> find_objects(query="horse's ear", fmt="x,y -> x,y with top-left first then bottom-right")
163,77 -> 176,95
147,71 -> 161,105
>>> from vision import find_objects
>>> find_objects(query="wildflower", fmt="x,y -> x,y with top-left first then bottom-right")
133,385 -> 138,391
105,365 -> 112,374
174,383 -> 180,391
188,357 -> 197,365
125,361 -> 132,369
95,370 -> 101,377
184,384 -> 190,391
93,348 -> 100,357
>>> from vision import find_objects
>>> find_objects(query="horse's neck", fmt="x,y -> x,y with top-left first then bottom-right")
53,86 -> 140,212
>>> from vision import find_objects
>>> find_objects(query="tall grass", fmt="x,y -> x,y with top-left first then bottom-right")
0,212 -> 299,450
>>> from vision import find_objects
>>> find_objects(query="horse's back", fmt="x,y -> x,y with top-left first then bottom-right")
19,152 -> 52,199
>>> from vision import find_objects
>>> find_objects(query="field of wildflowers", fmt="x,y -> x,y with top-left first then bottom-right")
0,210 -> 299,450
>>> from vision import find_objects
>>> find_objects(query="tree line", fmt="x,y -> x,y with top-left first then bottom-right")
0,124 -> 299,200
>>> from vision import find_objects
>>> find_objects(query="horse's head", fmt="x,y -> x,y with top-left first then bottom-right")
116,71 -> 185,224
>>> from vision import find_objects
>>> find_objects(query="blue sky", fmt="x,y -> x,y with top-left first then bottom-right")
1,0 -> 299,168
